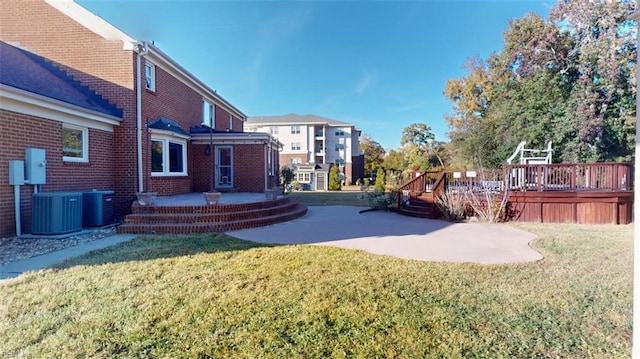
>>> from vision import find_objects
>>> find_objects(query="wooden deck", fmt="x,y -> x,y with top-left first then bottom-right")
397,163 -> 634,224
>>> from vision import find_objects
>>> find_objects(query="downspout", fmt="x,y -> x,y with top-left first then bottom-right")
136,41 -> 149,193
264,139 -> 269,190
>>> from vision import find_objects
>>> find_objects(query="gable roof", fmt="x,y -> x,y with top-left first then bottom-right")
0,42 -> 123,119
246,114 -> 354,127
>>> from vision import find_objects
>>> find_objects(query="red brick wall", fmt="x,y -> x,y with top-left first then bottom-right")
234,145 -> 267,192
0,110 -> 116,237
0,0 -> 139,220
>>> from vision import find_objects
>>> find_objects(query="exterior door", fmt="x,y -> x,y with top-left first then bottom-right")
216,146 -> 233,189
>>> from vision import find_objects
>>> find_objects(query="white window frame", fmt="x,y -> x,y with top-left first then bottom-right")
203,100 -> 214,128
270,126 -> 279,135
291,142 -> 301,151
229,114 -> 233,131
62,123 -> 89,163
295,172 -> 311,183
335,129 -> 345,136
151,135 -> 188,176
291,125 -> 300,134
291,157 -> 301,164
335,143 -> 345,151
335,158 -> 345,166
145,62 -> 156,92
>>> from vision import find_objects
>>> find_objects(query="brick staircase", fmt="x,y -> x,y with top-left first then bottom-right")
117,197 -> 307,234
396,193 -> 441,219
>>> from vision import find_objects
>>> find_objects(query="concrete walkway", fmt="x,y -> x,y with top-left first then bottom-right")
228,206 -> 543,265
0,234 -> 136,280
0,206 -> 543,281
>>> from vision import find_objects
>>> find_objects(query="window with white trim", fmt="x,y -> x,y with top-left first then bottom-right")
291,158 -> 301,164
335,158 -> 345,166
268,148 -> 274,176
291,142 -> 301,151
335,129 -> 345,136
229,114 -> 233,131
335,143 -> 345,151
203,100 -> 214,127
151,136 -> 187,176
62,124 -> 88,162
269,126 -> 279,135
291,125 -> 300,134
145,62 -> 156,92
295,172 -> 311,183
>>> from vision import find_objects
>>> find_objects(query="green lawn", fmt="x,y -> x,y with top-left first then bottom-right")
289,190 -> 369,207
0,224 -> 632,358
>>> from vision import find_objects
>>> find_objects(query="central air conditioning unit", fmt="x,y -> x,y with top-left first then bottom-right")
32,192 -> 83,235
82,190 -> 115,227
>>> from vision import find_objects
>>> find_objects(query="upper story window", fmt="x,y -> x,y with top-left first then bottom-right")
335,129 -> 345,136
62,124 -> 88,162
203,100 -> 214,127
291,142 -> 301,151
291,158 -> 301,164
145,62 -> 156,92
151,136 -> 187,176
335,158 -> 345,166
270,126 -> 279,135
335,143 -> 345,151
229,114 -> 233,131
291,125 -> 300,134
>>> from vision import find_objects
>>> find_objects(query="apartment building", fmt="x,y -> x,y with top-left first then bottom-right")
246,114 -> 365,186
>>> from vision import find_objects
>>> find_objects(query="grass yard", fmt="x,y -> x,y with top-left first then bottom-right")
0,224 -> 632,358
289,190 -> 369,207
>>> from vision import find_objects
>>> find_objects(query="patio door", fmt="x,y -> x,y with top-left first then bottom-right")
216,146 -> 233,189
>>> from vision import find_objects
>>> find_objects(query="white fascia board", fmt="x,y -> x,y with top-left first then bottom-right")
190,132 -> 279,146
149,128 -> 191,140
45,0 -> 136,50
0,85 -> 121,132
143,43 -> 246,120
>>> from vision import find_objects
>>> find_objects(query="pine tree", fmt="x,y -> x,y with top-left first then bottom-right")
374,167 -> 385,192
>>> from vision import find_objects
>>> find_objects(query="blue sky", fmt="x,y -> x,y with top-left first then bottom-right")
78,0 -> 551,150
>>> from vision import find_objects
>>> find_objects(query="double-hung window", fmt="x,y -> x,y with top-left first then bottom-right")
270,126 -> 279,135
145,62 -> 156,92
335,129 -> 345,136
151,137 -> 187,176
62,124 -> 88,162
335,143 -> 345,151
291,142 -> 301,151
291,125 -> 300,134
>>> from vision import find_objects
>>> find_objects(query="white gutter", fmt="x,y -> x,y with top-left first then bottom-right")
136,42 -> 149,193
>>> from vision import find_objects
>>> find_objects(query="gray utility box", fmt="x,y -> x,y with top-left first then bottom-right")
32,192 -> 82,235
82,190 -> 115,227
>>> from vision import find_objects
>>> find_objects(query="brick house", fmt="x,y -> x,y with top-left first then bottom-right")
245,114 -> 365,186
0,0 -> 280,237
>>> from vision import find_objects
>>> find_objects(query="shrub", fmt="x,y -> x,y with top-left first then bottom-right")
359,189 -> 398,211
328,165 -> 342,191
436,189 -> 466,222
374,167 -> 385,192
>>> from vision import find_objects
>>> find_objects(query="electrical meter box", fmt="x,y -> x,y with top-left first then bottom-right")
9,160 -> 25,185
25,148 -> 46,184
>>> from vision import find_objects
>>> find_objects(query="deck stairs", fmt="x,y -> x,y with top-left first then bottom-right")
396,192 -> 441,219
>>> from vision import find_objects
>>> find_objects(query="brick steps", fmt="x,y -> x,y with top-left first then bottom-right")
118,198 -> 307,234
124,200 -> 299,224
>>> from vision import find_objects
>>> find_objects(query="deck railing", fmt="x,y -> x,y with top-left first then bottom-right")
396,170 -> 441,208
505,162 -> 633,191
396,163 -> 633,210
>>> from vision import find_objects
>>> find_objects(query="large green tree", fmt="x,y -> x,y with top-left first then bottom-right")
359,134 -> 385,177
400,123 -> 444,169
444,0 -> 636,166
